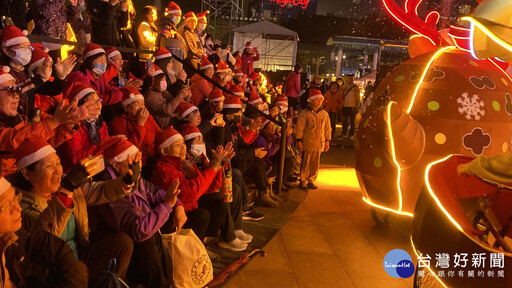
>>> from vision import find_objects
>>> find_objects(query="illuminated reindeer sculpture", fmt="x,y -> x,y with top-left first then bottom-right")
355,0 -> 512,222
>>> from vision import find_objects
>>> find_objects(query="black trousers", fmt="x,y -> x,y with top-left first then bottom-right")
329,112 -> 337,138
127,233 -> 170,288
269,153 -> 295,184
246,158 -> 268,194
341,107 -> 357,137
232,168 -> 250,211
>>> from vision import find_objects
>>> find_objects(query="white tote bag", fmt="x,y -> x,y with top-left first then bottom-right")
161,229 -> 213,288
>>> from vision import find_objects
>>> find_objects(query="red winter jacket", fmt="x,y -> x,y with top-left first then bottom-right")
285,71 -> 301,98
56,120 -> 109,173
241,52 -> 260,76
151,156 -> 220,212
190,74 -> 213,106
66,69 -> 123,105
109,114 -> 161,166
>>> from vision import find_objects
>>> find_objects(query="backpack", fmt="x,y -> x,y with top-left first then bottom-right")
89,258 -> 129,288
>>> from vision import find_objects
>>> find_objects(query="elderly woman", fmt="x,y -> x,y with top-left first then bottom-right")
109,87 -> 161,177
144,65 -> 186,129
0,177 -> 88,287
13,138 -> 138,281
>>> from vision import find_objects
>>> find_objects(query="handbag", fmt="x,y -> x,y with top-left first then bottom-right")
160,229 -> 213,288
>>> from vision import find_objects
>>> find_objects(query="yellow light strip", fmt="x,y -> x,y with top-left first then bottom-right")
462,17 -> 512,55
361,197 -> 414,217
410,236 -> 449,288
406,46 -> 454,114
424,155 -> 463,231
386,102 -> 405,212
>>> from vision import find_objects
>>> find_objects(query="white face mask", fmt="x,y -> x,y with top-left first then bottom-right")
197,23 -> 206,32
14,48 -> 32,66
160,80 -> 167,91
190,144 -> 206,157
171,16 -> 180,24
279,106 -> 288,114
225,74 -> 232,82
263,109 -> 269,115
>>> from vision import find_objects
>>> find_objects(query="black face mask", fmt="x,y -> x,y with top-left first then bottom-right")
232,115 -> 242,124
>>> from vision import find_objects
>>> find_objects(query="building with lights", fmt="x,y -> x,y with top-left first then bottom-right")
249,0 -> 318,21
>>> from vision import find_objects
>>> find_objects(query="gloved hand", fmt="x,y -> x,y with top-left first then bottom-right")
122,152 -> 142,186
61,163 -> 88,192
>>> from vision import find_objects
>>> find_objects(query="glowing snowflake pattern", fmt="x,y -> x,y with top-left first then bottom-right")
457,93 -> 485,120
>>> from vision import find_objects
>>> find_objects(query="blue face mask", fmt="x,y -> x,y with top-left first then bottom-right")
93,63 -> 106,75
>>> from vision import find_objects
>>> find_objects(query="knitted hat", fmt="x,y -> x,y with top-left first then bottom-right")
0,177 -> 11,197
1,25 -> 29,47
308,89 -> 324,101
166,1 -> 181,14
83,43 -> 105,60
121,87 -> 144,106
276,96 -> 288,106
0,66 -> 15,85
183,11 -> 197,23
249,71 -> 259,81
105,46 -> 121,60
28,43 -> 49,72
197,11 -> 209,24
200,55 -> 213,70
208,89 -> 225,102
176,102 -> 198,119
234,69 -> 244,77
14,139 -> 56,170
216,60 -> 229,73
245,42 -> 252,49
153,65 -> 164,77
154,47 -> 172,60
223,94 -> 242,110
181,123 -> 202,141
65,81 -> 96,102
157,126 -> 183,150
94,137 -> 139,163
248,91 -> 262,105
230,85 -> 244,97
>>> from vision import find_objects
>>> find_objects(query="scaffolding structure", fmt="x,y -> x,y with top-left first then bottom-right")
201,0 -> 244,44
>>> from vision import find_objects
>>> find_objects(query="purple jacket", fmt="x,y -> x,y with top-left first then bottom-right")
30,0 -> 80,39
253,133 -> 280,167
96,167 -> 181,242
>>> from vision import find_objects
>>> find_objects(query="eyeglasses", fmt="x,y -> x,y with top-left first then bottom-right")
0,193 -> 22,214
0,86 -> 21,97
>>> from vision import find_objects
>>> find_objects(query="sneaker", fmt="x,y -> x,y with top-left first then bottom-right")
307,182 -> 318,190
235,230 -> 253,243
242,209 -> 264,221
218,238 -> 248,252
268,190 -> 283,202
299,183 -> 308,190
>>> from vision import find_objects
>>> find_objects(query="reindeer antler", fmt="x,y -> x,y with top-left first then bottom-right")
382,0 -> 441,46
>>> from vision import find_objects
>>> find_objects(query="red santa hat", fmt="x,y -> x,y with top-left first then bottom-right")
261,119 -> 271,129
248,91 -> 262,105
234,69 -> 244,77
183,11 -> 197,23
276,96 -> 288,106
181,123 -> 202,141
105,46 -> 121,60
245,42 -> 252,49
197,11 -> 209,24
0,177 -> 11,197
13,139 -> 56,170
200,55 -> 213,70
27,43 -> 49,72
230,85 -> 244,98
154,47 -> 172,60
0,66 -> 16,85
83,43 -> 105,60
223,94 -> 242,110
94,137 -> 139,163
249,72 -> 259,81
121,87 -> 144,106
176,102 -> 198,119
65,81 -> 96,102
153,65 -> 164,77
157,126 -> 183,150
166,1 -> 181,14
216,60 -> 230,73
208,89 -> 225,102
308,89 -> 324,101
1,25 -> 29,48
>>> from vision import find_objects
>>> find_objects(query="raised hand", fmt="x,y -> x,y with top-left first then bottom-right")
254,147 -> 267,159
54,55 -> 77,80
250,117 -> 262,132
123,152 -> 142,185
147,65 -> 156,77
136,107 -> 149,126
165,178 -> 180,206
178,68 -> 187,82
124,79 -> 143,89
36,56 -> 53,82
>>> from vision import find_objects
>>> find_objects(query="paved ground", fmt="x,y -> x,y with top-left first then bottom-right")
222,140 -> 416,288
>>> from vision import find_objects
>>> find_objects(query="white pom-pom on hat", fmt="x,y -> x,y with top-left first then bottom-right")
22,30 -> 28,36
2,66 -> 10,73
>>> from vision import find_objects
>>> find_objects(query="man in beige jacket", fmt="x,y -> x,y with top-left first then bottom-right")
296,89 -> 331,190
